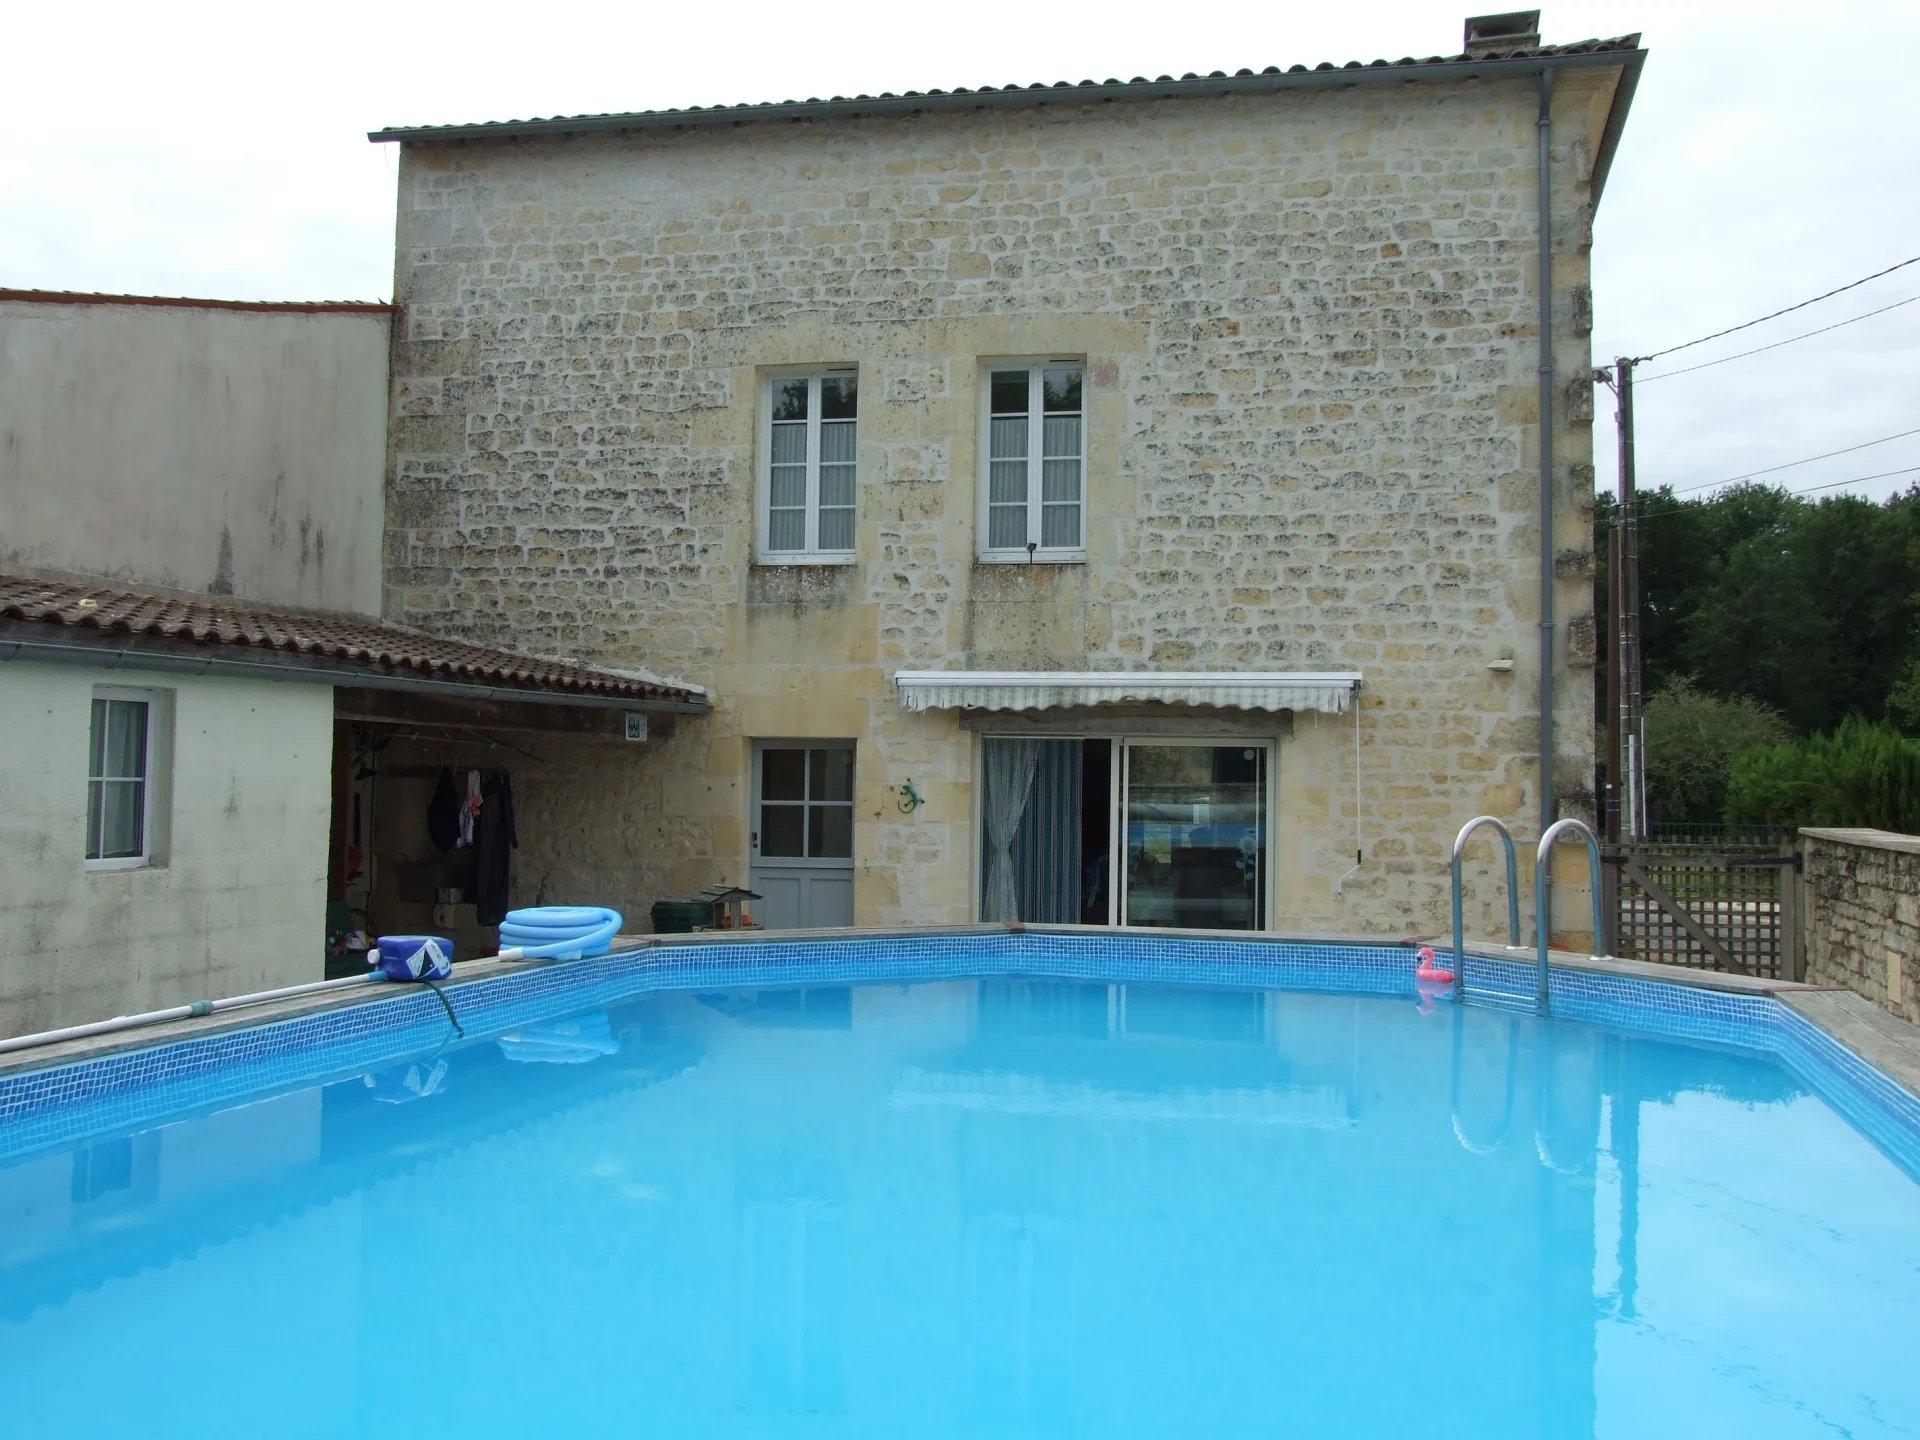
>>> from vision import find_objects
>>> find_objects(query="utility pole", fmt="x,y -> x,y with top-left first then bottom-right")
1614,356 -> 1646,841
1604,518 -> 1623,844
1597,357 -> 1644,955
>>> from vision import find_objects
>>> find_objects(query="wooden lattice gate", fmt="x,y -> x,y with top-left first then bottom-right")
1604,844 -> 1802,980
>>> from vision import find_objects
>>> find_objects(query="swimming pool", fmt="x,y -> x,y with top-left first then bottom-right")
2,933 -> 1918,1438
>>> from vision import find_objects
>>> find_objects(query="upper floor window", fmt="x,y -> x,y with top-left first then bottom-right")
761,371 -> 857,563
86,688 -> 156,869
981,362 -> 1084,562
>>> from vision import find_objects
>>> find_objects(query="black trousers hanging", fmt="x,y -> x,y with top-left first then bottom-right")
474,772 -> 518,925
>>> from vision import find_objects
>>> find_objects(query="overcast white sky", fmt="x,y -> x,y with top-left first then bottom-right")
4,0 -> 1915,503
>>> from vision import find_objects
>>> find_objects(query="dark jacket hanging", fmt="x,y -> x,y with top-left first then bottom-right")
426,767 -> 462,854
474,771 -> 518,926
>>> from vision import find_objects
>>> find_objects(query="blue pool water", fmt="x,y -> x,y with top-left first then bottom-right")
2,977 -> 1919,1439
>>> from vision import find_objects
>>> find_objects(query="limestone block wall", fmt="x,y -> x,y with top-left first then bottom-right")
1802,829 -> 1920,1024
385,69 -> 1623,940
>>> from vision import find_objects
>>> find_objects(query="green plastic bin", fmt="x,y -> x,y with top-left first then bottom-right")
649,897 -> 715,934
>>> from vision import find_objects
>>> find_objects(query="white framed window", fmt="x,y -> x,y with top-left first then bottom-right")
759,370 -> 858,563
86,687 -> 157,869
979,361 -> 1085,562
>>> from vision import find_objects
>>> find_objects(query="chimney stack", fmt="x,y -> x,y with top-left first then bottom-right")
1463,10 -> 1543,57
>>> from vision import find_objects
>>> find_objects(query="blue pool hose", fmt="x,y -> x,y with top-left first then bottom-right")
497,906 -> 623,961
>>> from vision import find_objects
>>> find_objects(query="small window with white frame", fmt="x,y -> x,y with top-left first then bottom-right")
86,688 -> 157,869
761,370 -> 858,563
981,361 -> 1085,561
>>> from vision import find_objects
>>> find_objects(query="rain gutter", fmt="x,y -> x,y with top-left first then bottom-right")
0,630 -> 711,715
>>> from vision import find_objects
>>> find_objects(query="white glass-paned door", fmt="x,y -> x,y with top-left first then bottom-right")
751,742 -> 856,929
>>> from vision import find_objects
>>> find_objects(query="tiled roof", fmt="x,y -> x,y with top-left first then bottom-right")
0,574 -> 707,709
369,35 -> 1642,143
0,291 -> 394,314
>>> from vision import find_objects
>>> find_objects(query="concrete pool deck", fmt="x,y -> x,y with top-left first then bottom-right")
2,924 -> 1917,1108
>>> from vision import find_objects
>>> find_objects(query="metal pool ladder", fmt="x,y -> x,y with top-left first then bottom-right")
1450,815 -> 1607,1017
1533,819 -> 1607,1018
1450,816 -> 1521,1007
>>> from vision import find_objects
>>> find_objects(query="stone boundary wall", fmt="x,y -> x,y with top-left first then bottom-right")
1802,828 -> 1920,1023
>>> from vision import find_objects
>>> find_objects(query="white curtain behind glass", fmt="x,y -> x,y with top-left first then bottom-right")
1041,414 -> 1081,548
818,418 -> 856,551
768,419 -> 808,551
767,375 -> 856,555
982,738 -> 1040,921
988,416 -> 1028,550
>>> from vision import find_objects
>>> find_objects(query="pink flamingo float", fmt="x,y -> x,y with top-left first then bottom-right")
1414,945 -> 1456,1014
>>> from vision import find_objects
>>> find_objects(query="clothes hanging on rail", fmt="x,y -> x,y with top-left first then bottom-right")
426,767 -> 461,854
459,770 -> 481,848
474,771 -> 518,926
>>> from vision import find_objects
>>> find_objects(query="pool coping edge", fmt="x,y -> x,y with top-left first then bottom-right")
5,927 -> 1919,1176
0,924 -> 1806,1079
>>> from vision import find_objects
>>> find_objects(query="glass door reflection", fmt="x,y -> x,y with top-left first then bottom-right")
1120,743 -> 1267,930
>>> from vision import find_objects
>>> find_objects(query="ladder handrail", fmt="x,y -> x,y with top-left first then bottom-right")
1450,815 -> 1521,1003
1535,818 -> 1606,1018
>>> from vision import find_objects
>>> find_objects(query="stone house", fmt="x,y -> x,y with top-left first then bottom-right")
372,12 -> 1644,941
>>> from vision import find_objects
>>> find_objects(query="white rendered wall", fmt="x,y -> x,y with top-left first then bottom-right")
0,661 -> 333,1037
0,298 -> 389,615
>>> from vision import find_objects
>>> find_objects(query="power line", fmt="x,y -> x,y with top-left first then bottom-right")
1628,465 -> 1920,524
1787,466 -> 1920,497
1635,295 -> 1920,383
1632,254 -> 1920,364
1661,426 -> 1920,496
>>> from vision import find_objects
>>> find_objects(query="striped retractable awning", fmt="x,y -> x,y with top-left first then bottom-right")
892,670 -> 1361,715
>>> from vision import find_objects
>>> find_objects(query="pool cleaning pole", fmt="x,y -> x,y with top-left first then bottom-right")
0,973 -> 390,1058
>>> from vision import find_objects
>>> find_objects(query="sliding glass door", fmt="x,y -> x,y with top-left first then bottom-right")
1120,742 -> 1267,931
979,738 -> 1096,924
978,736 -> 1270,930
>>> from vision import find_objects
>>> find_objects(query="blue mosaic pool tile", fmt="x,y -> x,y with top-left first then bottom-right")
1549,968 -> 1785,1055
0,988 -> 455,1162
0,934 -> 1407,1161
4,930 -> 1919,1179
1772,1007 -> 1920,1177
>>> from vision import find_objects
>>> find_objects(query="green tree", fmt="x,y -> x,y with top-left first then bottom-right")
1642,677 -> 1791,824
1637,483 -> 1803,700
1725,717 -> 1920,831
1597,483 -> 1920,737
1681,520 -> 1835,733
1890,660 -> 1920,734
